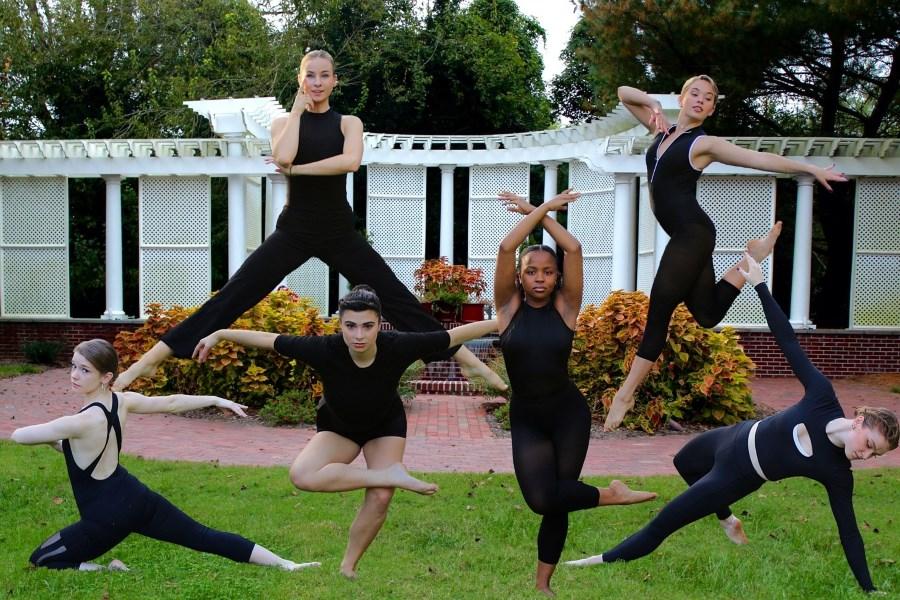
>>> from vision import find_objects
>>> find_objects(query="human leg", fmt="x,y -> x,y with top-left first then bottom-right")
339,436 -> 408,578
30,521 -> 127,570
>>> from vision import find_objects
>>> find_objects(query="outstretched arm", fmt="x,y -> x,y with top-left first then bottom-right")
121,391 -> 247,417
617,86 -> 669,134
826,479 -> 875,592
11,413 -> 88,446
447,319 -> 499,347
739,254 -> 828,391
193,329 -> 278,363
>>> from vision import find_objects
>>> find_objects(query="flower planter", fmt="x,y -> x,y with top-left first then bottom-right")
460,302 -> 485,323
421,301 -> 459,322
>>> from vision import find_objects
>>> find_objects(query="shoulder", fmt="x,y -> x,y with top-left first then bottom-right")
341,114 -> 363,132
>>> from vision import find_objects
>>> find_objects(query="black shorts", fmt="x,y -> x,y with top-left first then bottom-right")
316,402 -> 407,447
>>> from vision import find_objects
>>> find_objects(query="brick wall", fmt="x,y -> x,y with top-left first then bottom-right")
737,330 -> 900,377
0,320 -> 142,362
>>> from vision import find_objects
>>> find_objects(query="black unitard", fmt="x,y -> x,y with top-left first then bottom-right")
274,330 -> 451,446
603,283 -> 875,592
500,301 -> 599,565
637,126 -> 741,361
160,108 -> 454,361
30,395 -> 255,569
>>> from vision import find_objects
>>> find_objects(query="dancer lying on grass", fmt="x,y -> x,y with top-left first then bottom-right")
193,284 -> 500,578
495,190 -> 657,596
605,75 -> 848,430
11,339 -> 316,572
566,255 -> 898,593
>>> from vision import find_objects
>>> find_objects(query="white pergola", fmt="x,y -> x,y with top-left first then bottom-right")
1,95 -> 898,329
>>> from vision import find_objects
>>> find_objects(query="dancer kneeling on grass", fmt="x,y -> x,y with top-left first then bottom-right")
566,254 -> 898,593
193,284 -> 500,578
11,339 -> 315,572
495,190 -> 657,596
605,75 -> 848,430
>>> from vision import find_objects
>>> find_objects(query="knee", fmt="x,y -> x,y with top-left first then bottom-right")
289,466 -> 319,492
366,487 -> 395,514
692,311 -> 719,328
522,490 -> 556,516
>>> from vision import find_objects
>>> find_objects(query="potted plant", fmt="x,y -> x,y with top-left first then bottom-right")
413,257 -> 487,322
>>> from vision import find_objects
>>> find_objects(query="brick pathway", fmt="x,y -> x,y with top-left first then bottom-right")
2,368 -> 898,477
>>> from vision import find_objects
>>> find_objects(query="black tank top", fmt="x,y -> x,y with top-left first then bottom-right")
286,108 -> 354,233
646,126 -> 714,235
499,301 -> 574,403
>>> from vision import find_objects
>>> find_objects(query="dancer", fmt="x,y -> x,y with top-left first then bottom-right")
115,49 -> 504,393
193,285 -> 499,578
565,255 -> 898,593
495,191 -> 657,596
11,339 -> 316,572
605,75 -> 848,429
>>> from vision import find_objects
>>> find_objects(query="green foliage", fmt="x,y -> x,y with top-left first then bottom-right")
258,388 -> 318,426
0,363 -> 44,379
114,289 -> 337,407
490,401 -> 510,430
398,361 -> 425,404
21,340 -> 64,365
569,291 -> 756,433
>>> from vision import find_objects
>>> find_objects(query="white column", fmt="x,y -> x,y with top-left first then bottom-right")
226,139 -> 246,277
611,173 -> 637,291
339,172 -> 355,299
439,165 -> 455,261
101,175 -> 126,319
541,161 -> 560,249
790,175 -> 815,327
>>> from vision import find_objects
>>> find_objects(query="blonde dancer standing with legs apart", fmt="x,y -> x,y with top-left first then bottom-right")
605,76 -> 848,430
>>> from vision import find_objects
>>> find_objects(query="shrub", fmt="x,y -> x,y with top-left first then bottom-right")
569,291 -> 756,433
398,361 -> 425,404
114,289 -> 337,407
259,389 -> 318,426
22,340 -> 64,365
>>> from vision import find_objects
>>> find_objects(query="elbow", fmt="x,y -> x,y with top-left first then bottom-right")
568,241 -> 583,256
617,86 -> 628,101
346,157 -> 361,173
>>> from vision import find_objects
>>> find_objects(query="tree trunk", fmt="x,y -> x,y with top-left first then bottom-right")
820,31 -> 846,136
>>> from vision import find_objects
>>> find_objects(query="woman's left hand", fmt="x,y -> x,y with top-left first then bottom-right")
499,191 -> 533,215
215,398 -> 249,418
265,155 -> 293,175
544,188 -> 581,211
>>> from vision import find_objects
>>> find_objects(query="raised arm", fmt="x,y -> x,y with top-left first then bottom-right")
693,137 -> 848,191
825,479 -> 875,592
121,391 -> 247,417
270,88 -> 312,167
11,413 -> 89,446
447,319 -> 499,348
193,329 -> 279,363
285,116 -> 363,176
617,86 -> 669,134
739,254 -> 828,391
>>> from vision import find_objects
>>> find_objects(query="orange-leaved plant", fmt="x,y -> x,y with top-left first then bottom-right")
413,257 -> 486,306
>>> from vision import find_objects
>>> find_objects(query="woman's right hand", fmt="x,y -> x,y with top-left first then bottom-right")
192,331 -> 222,363
290,86 -> 312,115
544,188 -> 581,211
738,252 -> 764,286
648,104 -> 671,135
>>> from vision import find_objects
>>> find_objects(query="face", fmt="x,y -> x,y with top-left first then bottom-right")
340,309 -> 380,355
679,79 -> 716,121
519,250 -> 559,302
845,416 -> 890,461
70,352 -> 112,394
298,56 -> 336,103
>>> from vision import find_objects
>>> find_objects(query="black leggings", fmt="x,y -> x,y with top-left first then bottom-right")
603,421 -> 764,562
511,385 -> 600,564
30,487 -> 255,569
637,223 -> 741,361
161,208 -> 455,361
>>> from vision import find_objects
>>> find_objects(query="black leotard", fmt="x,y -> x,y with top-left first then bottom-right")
30,394 -> 255,569
274,330 -> 451,435
500,301 -> 599,565
635,126 -> 740,361
602,284 -> 875,592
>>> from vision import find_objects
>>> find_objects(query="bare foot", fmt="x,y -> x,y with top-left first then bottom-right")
600,480 -> 658,506
603,389 -> 634,431
747,221 -> 782,263
340,564 -> 358,579
563,554 -> 604,567
107,559 -> 129,571
720,516 -> 749,545
384,463 -> 439,495
283,561 -> 321,571
458,360 -> 508,392
536,584 -> 556,597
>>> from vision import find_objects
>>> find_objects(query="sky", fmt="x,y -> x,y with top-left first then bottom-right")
513,0 -> 582,84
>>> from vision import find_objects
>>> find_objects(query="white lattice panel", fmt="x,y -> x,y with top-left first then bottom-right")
381,257 -> 421,293
245,177 -> 263,255
697,176 -> 775,249
582,256 -> 613,306
468,197 -> 522,257
469,258 -> 500,302
851,178 -> 900,328
569,160 -> 614,193
283,258 -> 329,313
0,177 -> 69,317
368,197 -> 425,257
637,181 -> 655,293
568,161 -> 615,306
469,164 -> 529,198
367,165 -> 427,197
138,176 -> 211,314
712,251 -> 770,326
851,255 -> 900,328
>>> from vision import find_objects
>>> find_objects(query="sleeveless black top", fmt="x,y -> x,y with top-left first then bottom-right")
499,301 -> 575,403
286,108 -> 354,233
646,126 -> 714,235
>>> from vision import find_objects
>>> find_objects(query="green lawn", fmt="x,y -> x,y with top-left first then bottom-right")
0,364 -> 44,379
1,442 -> 896,599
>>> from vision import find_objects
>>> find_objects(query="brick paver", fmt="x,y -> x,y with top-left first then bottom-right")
2,368 -> 898,476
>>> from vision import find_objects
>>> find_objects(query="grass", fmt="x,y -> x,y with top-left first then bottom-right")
1,442 -> 897,599
0,364 -> 44,379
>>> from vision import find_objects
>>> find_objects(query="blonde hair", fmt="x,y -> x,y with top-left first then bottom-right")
680,74 -> 719,105
856,406 -> 899,450
299,50 -> 335,74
